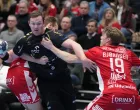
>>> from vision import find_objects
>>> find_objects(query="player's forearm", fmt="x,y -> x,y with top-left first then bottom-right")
21,54 -> 39,63
70,42 -> 87,61
50,45 -> 81,63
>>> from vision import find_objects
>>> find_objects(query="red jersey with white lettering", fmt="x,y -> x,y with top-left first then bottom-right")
85,45 -> 140,95
6,58 -> 40,104
84,45 -> 140,110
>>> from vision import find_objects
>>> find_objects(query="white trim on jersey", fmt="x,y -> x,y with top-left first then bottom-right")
24,70 -> 37,102
85,94 -> 103,110
97,66 -> 104,93
24,61 -> 30,68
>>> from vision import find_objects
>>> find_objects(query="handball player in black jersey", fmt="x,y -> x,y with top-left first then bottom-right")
0,11 -> 95,110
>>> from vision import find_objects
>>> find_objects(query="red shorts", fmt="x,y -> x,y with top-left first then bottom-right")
84,93 -> 140,110
6,58 -> 40,104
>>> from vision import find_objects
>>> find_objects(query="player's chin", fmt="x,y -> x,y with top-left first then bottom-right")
33,32 -> 40,36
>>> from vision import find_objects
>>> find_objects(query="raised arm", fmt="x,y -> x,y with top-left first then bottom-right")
41,38 -> 96,72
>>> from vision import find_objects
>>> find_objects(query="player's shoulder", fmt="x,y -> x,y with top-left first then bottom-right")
18,32 -> 33,42
24,32 -> 32,37
88,46 -> 100,53
46,30 -> 63,39
23,32 -> 33,40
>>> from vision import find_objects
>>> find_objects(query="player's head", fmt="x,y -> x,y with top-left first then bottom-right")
100,27 -> 126,46
44,16 -> 58,31
28,10 -> 44,36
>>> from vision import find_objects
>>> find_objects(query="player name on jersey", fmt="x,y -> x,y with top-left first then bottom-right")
103,52 -> 128,60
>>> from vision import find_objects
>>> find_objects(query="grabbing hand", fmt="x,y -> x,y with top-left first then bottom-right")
36,56 -> 48,65
41,38 -> 54,50
81,58 -> 97,73
0,53 -> 6,58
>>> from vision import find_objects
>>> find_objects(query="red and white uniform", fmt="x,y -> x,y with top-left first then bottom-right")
6,58 -> 40,104
84,45 -> 140,110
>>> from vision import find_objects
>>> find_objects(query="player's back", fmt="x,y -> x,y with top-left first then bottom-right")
85,45 -> 138,95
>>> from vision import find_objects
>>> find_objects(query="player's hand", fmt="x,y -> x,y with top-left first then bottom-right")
0,52 -> 7,59
36,56 -> 49,65
41,38 -> 54,50
81,58 -> 97,73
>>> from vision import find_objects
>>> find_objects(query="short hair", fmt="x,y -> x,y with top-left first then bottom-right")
87,19 -> 97,27
7,15 -> 17,20
80,1 -> 89,7
103,27 -> 126,45
19,0 -> 29,7
61,16 -> 72,23
44,16 -> 58,26
29,10 -> 43,20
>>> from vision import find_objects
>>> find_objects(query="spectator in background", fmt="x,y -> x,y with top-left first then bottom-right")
0,0 -> 16,31
71,1 -> 91,37
59,16 -> 77,41
71,19 -> 100,89
78,19 -> 100,50
15,0 -> 38,14
111,0 -> 133,40
16,0 -> 31,34
59,16 -> 78,87
89,0 -> 110,23
59,0 -> 80,20
128,0 -> 140,31
0,15 -> 24,51
98,8 -> 121,35
38,0 -> 57,18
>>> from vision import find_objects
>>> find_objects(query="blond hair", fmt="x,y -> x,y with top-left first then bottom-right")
103,26 -> 126,45
100,8 -> 118,27
44,16 -> 58,26
0,0 -> 13,11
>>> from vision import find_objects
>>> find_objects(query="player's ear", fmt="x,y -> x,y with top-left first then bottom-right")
107,37 -> 111,42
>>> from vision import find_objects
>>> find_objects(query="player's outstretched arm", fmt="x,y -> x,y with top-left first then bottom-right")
41,38 -> 96,72
41,38 -> 80,63
61,39 -> 96,72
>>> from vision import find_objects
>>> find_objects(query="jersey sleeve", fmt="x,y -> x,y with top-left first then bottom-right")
84,47 -> 98,62
13,37 -> 26,56
130,51 -> 140,66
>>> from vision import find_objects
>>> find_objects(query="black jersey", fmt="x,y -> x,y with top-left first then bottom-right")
13,31 -> 70,82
